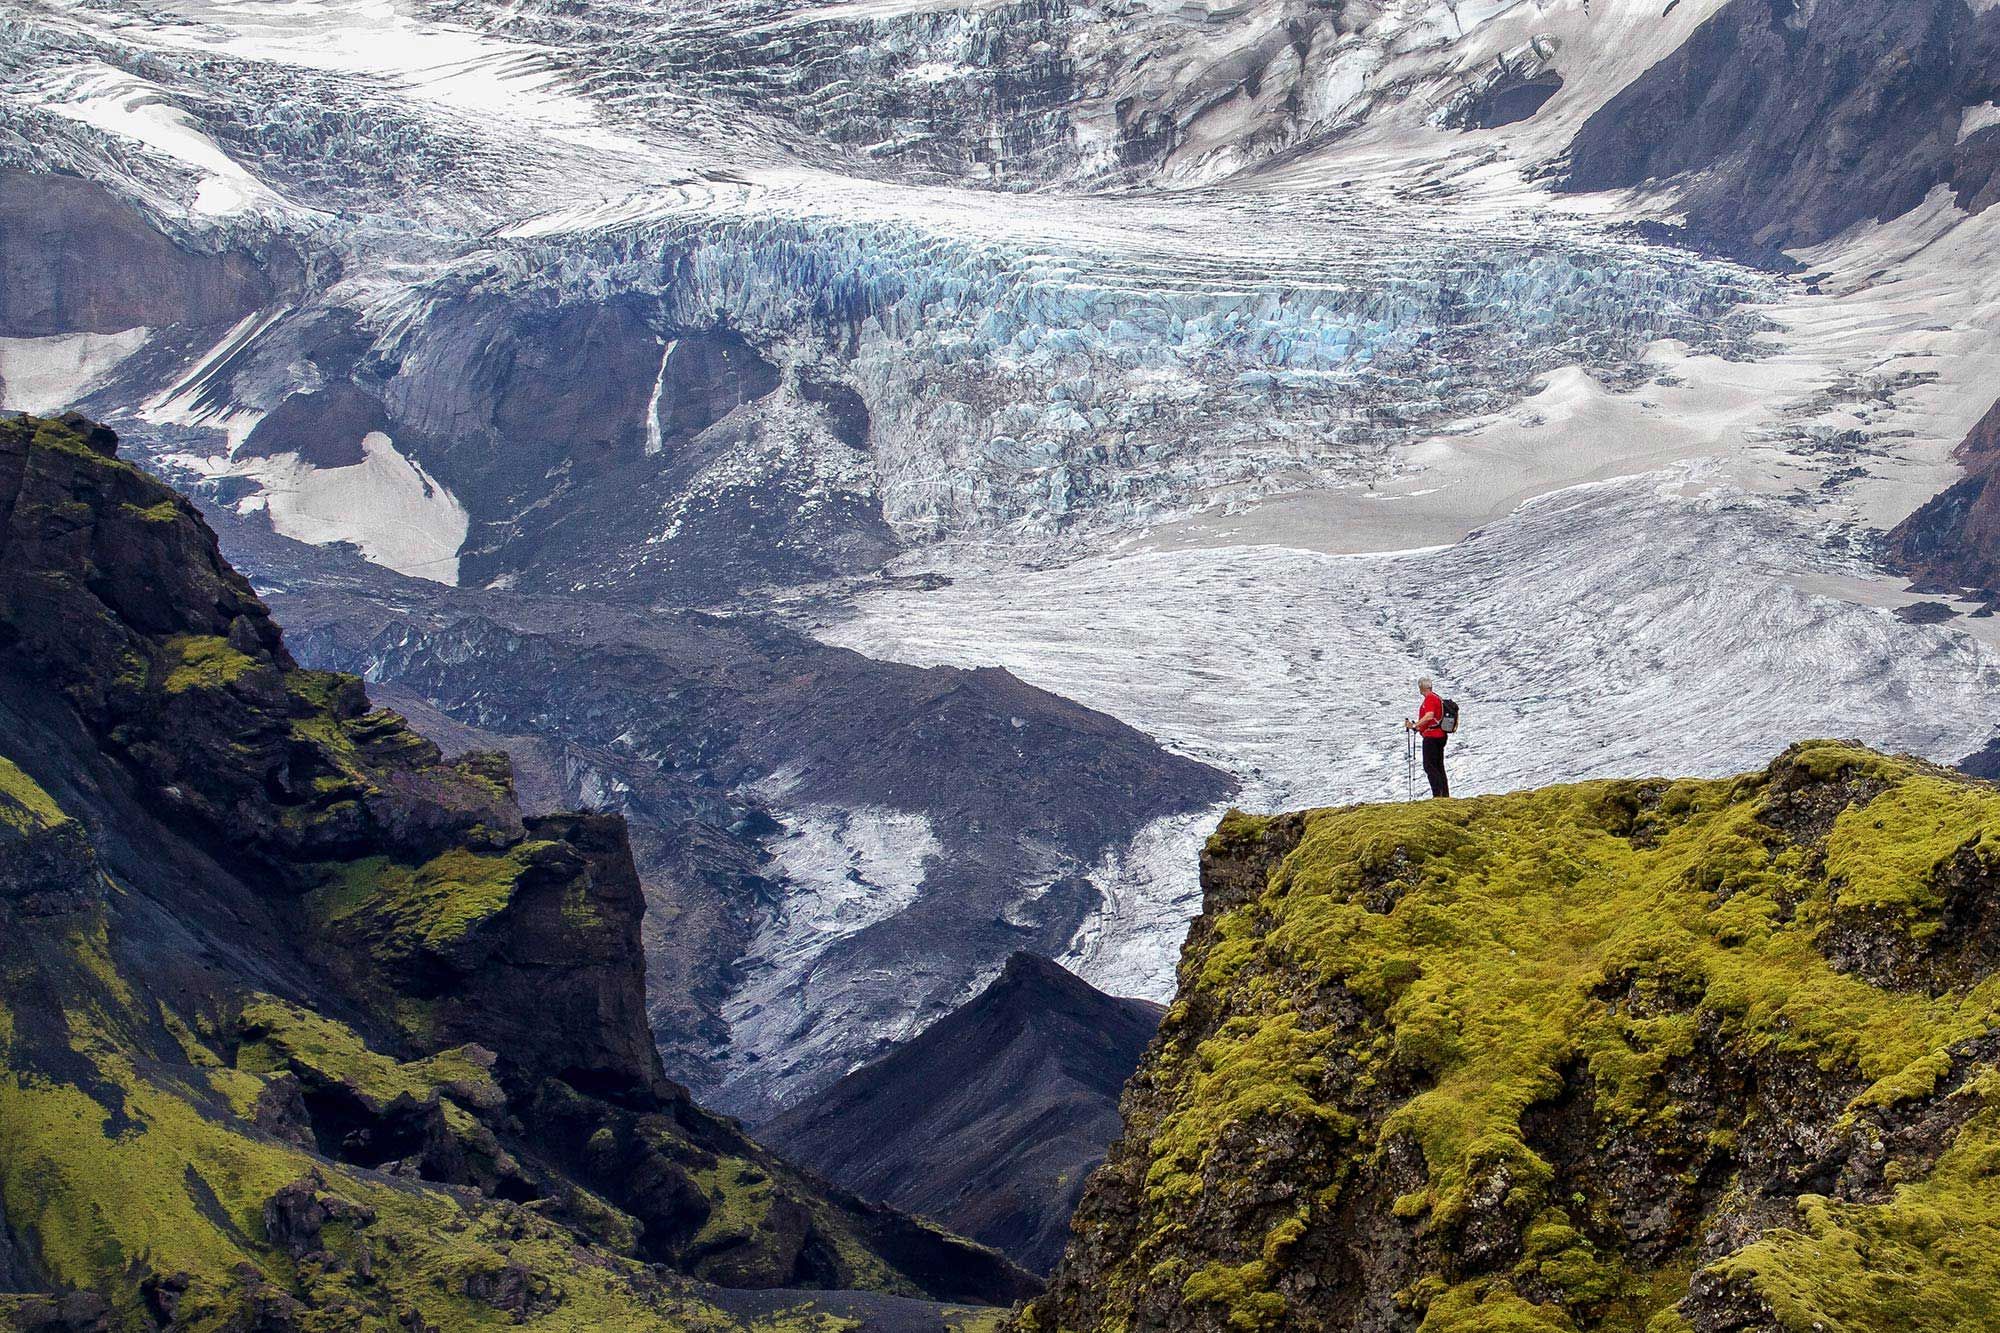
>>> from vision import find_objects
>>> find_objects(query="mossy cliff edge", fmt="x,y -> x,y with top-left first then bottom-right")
1021,743 -> 2000,1333
0,414 -> 1032,1331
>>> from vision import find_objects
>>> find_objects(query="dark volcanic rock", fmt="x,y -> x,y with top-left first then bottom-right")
1561,0 -> 2000,258
1018,744 -> 2000,1332
0,169 -> 292,335
238,383 -> 388,466
1894,600 -> 1958,625
1887,395 -> 2000,592
763,952 -> 1165,1275
652,329 -> 784,445
1958,735 -> 2000,778
0,414 -> 1036,1325
1465,71 -> 1562,129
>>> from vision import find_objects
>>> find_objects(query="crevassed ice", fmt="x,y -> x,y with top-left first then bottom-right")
468,186 -> 1770,543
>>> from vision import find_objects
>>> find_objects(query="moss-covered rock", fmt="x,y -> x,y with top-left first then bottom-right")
0,907 -> 739,1333
1023,742 -> 2000,1333
0,415 -> 1036,1327
0,756 -> 99,916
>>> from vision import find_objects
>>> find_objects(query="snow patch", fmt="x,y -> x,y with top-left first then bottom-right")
0,328 -> 150,415
1960,102 -> 2000,145
197,432 -> 469,584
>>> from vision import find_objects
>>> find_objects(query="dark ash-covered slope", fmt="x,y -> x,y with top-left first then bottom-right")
0,412 -> 1034,1331
1022,743 -> 2000,1333
186,499 -> 1230,1122
1560,0 -> 2000,260
763,953 -> 1164,1277
1886,395 -> 2000,596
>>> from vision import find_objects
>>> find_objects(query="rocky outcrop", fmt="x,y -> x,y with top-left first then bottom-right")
0,170 -> 287,335
0,414 -> 1035,1328
1561,0 -> 2000,260
1021,742 -> 2000,1332
764,952 -> 1165,1275
1886,396 -> 2000,596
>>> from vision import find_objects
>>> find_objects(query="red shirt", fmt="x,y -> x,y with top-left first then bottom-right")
1417,692 -> 1446,740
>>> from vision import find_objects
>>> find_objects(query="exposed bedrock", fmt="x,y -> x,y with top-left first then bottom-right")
1022,743 -> 2000,1332
0,169 -> 295,335
1561,0 -> 2000,258
0,413 -> 1037,1326
764,952 -> 1165,1276
1886,396 -> 2000,597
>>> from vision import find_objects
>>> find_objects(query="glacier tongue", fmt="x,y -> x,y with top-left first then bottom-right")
719,802 -> 945,1111
823,467 -> 2000,1000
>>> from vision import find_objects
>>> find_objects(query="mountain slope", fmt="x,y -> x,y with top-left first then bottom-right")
0,412 -> 1034,1330
1021,743 -> 2000,1332
763,953 -> 1164,1276
194,498 -> 1230,1122
1886,395 -> 2000,597
1560,0 -> 2000,258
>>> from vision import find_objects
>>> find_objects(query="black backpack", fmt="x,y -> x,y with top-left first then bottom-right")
1440,699 -> 1460,735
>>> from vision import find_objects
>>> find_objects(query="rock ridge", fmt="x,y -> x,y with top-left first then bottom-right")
0,413 -> 1035,1330
1021,742 -> 2000,1332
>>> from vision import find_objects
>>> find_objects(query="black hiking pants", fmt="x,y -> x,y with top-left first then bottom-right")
1422,735 -> 1448,798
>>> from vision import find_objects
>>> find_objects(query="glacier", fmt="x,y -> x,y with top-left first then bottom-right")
6,0 -> 2000,1112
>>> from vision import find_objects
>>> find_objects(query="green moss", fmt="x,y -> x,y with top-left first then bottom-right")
1420,1285 -> 1575,1332
306,844 -> 549,962
160,634 -> 259,693
1143,1010 -> 1355,1208
942,1310 -> 1013,1333
0,755 -> 69,831
0,905 -> 749,1331
1177,1211 -> 1309,1330
1705,1070 -> 2000,1331
740,1304 -> 862,1332
1113,743 -> 2000,1332
1181,1261 -> 1287,1331
120,499 -> 181,522
9,416 -> 140,473
281,672 -> 375,775
561,878 -> 603,930
236,996 -> 502,1110
686,1156 -> 779,1252
1823,776 -> 2000,940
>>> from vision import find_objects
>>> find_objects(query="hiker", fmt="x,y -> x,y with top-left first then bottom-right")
1404,677 -> 1449,798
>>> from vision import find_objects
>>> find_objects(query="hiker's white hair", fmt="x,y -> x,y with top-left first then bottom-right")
1418,676 -> 1434,691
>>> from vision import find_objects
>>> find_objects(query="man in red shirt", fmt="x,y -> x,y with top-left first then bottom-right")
1404,677 -> 1449,798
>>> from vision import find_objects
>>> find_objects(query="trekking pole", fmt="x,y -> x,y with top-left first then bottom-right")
1405,730 -> 1414,803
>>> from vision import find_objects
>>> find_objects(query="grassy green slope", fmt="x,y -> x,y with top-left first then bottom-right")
1027,743 -> 2000,1333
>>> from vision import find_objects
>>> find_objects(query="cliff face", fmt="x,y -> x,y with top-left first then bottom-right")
0,414 -> 1032,1332
1560,0 -> 2000,260
1021,743 -> 2000,1333
1885,396 -> 2000,599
